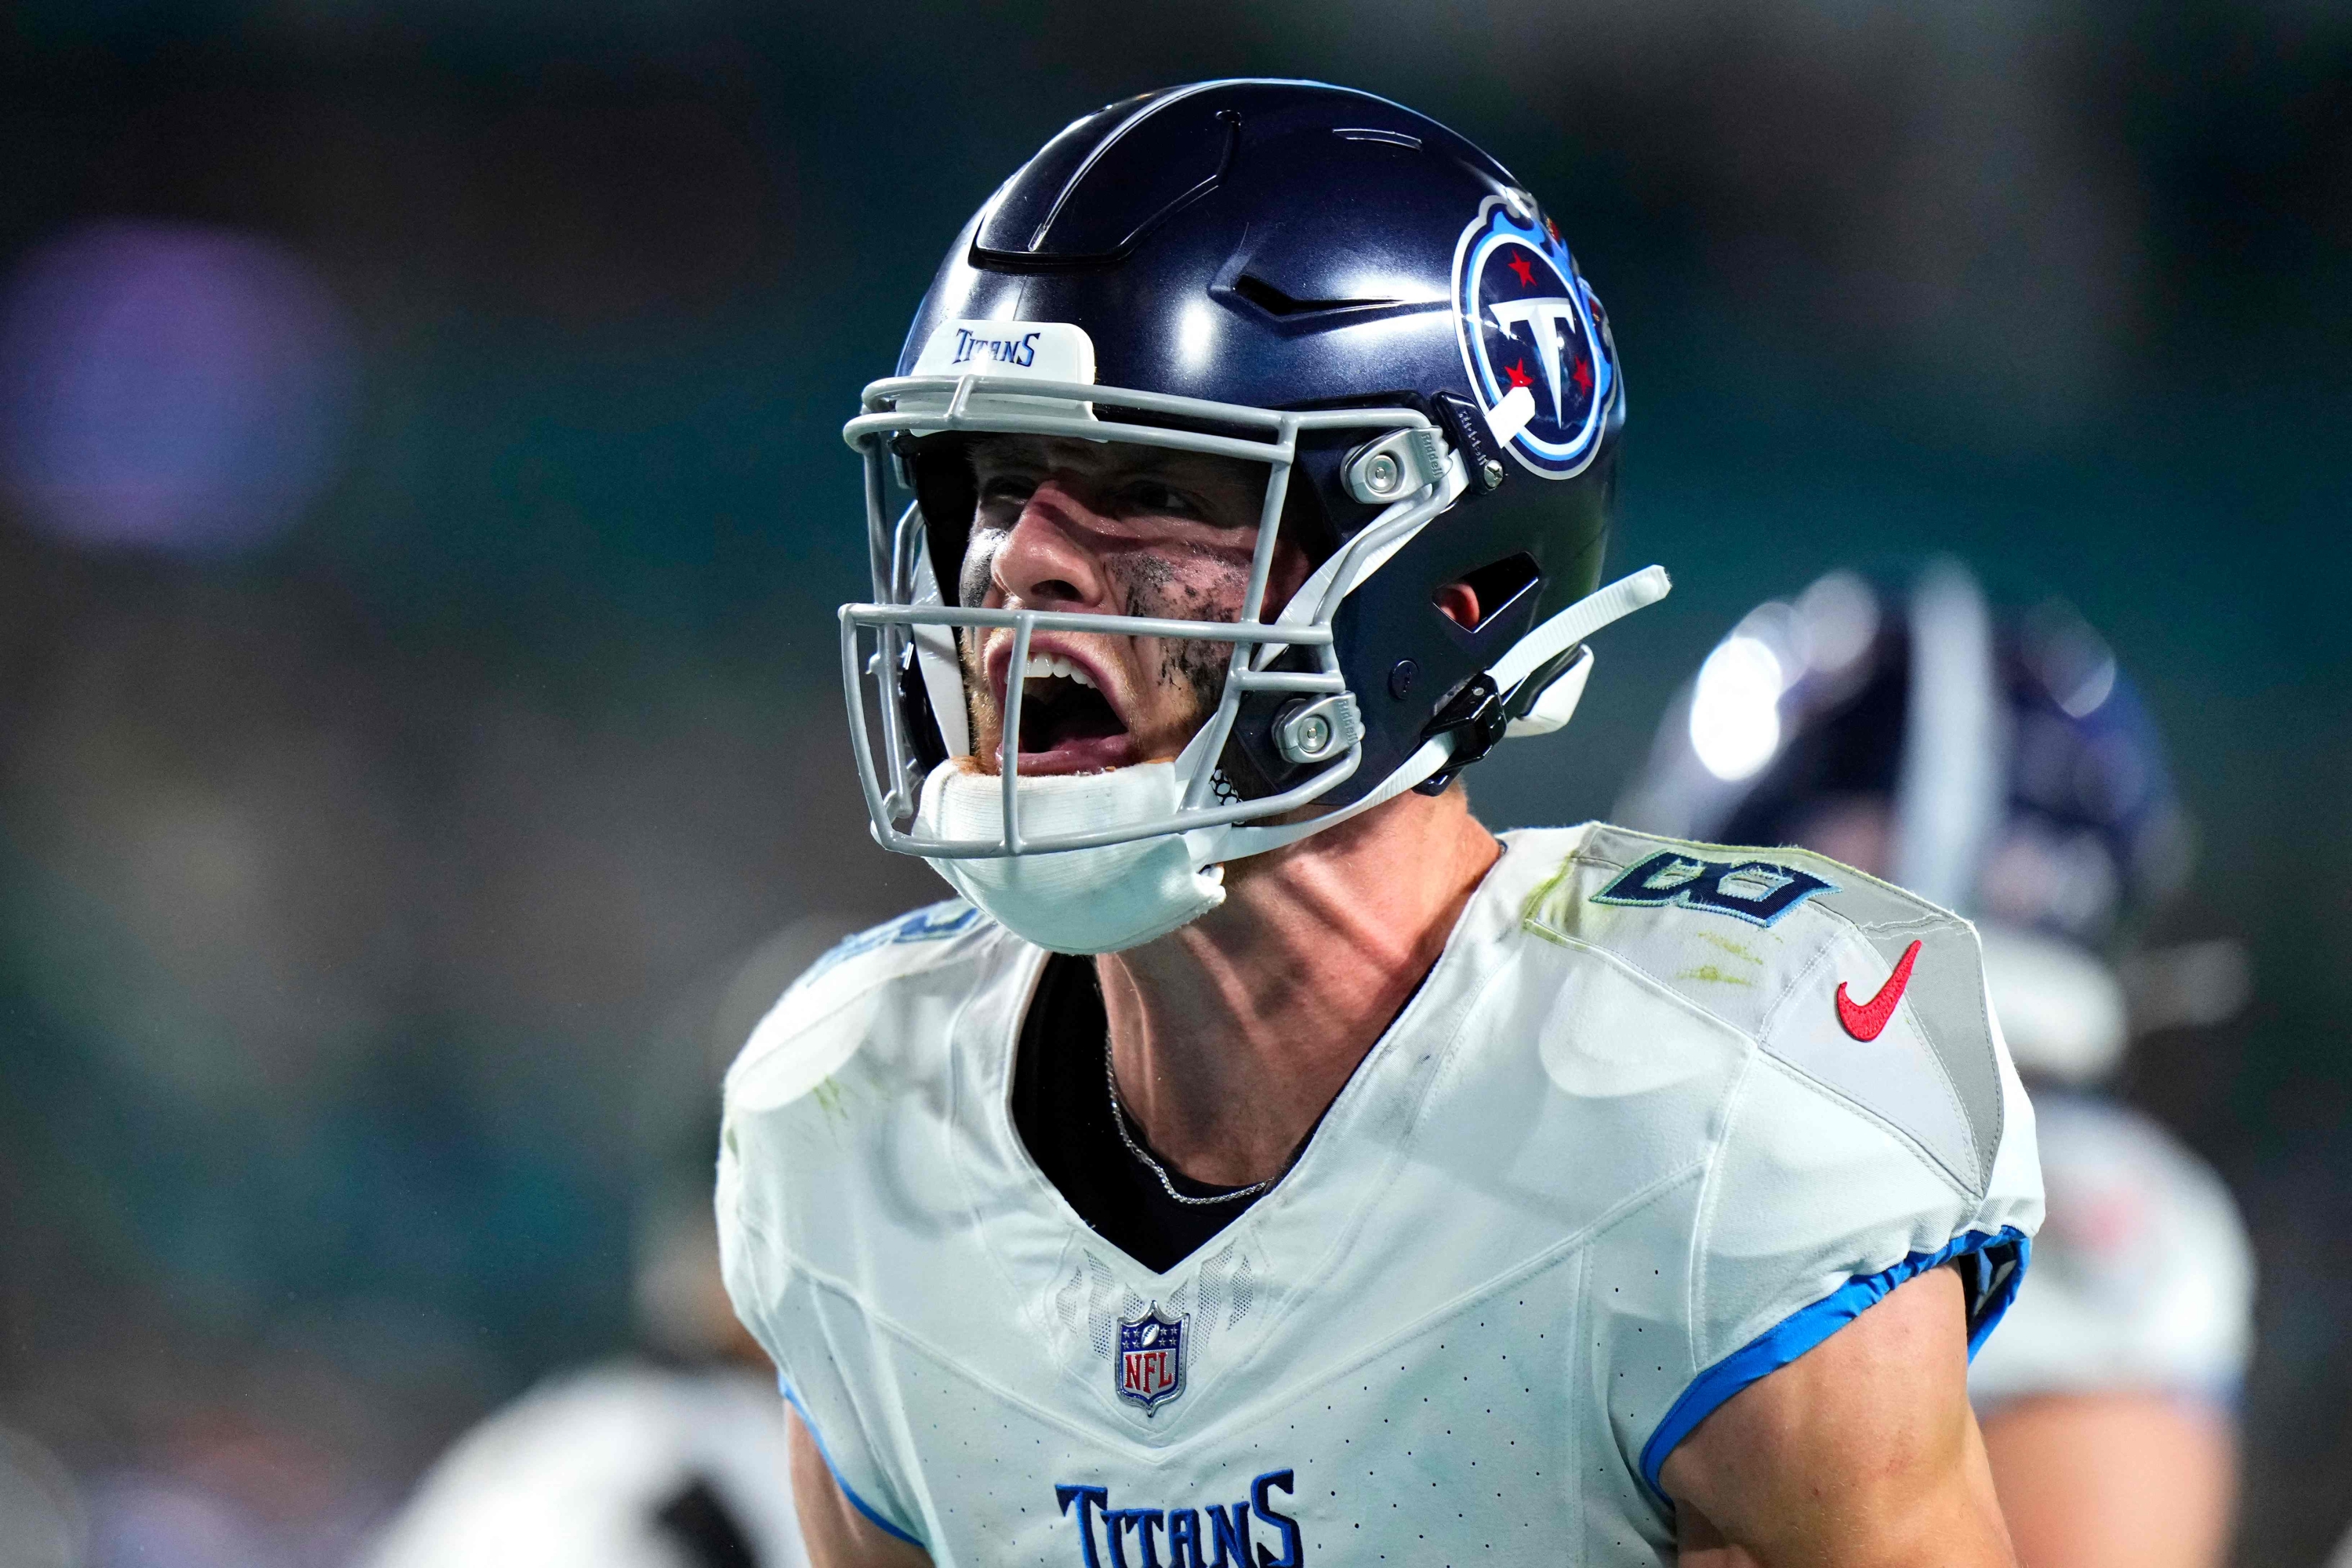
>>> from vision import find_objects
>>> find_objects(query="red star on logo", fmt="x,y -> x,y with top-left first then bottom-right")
1504,359 -> 1534,390
1572,356 -> 1593,394
1505,252 -> 1536,287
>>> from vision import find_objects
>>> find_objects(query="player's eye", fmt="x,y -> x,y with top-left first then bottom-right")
976,474 -> 1039,509
1119,481 -> 1205,520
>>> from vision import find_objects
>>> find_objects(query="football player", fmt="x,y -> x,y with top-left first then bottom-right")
1619,561 -> 2253,1568
719,82 -> 2042,1566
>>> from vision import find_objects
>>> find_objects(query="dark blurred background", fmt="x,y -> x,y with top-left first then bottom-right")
0,2 -> 2343,1563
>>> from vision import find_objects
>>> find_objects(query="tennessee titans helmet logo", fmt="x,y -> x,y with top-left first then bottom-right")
1115,1305 -> 1185,1415
1451,193 -> 1617,479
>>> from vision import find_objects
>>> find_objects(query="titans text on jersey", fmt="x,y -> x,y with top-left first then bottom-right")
717,825 -> 2042,1566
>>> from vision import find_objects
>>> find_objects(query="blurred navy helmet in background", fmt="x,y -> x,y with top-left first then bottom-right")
1618,560 -> 2198,1083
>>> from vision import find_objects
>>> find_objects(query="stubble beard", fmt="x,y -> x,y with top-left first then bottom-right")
957,550 -> 1243,768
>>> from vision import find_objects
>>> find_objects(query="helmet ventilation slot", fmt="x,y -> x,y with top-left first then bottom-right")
1229,273 -> 1403,319
1435,551 -> 1541,633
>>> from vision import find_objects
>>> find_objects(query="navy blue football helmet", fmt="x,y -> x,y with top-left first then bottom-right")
839,79 -> 1664,868
1618,561 -> 2190,948
1617,561 -> 2196,1079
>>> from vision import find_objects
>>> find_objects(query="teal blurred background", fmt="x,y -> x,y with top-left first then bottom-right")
0,2 -> 2343,1563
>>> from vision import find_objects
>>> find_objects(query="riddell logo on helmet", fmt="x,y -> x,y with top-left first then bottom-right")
1450,195 -> 1617,480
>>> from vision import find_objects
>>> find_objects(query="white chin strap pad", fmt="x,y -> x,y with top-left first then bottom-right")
916,760 -> 1227,955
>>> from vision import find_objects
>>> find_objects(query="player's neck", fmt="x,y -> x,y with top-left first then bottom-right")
1094,790 -> 1501,1189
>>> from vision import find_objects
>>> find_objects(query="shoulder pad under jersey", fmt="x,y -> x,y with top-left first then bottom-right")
1519,823 -> 2008,1200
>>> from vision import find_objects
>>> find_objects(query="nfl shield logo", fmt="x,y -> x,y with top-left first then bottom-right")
1116,1305 -> 1185,1415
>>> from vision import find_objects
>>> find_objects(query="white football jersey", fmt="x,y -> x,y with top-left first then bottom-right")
1968,1093 -> 2252,1409
718,825 -> 2042,1565
362,1362 -> 808,1568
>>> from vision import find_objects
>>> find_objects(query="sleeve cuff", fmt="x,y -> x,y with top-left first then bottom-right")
781,1377 -> 926,1547
1638,1225 -> 2031,1499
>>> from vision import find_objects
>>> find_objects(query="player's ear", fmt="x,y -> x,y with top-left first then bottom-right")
1434,582 -> 1482,628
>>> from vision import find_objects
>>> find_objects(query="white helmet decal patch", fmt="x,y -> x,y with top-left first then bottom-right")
910,318 -> 1098,383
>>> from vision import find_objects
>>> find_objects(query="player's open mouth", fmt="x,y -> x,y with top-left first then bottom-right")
997,651 -> 1134,774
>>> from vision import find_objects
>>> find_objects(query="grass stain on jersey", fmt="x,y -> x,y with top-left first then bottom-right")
1517,851 -> 1588,945
1693,931 -> 1764,966
1675,963 -> 1755,987
811,1076 -> 851,1124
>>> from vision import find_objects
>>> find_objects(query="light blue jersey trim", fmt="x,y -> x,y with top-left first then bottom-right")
780,1378 -> 926,1547
1639,1226 -> 2031,1499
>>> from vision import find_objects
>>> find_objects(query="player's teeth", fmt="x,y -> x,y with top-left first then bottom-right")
1022,655 -> 1097,688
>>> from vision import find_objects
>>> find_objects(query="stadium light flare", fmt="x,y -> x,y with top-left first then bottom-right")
0,220 -> 355,556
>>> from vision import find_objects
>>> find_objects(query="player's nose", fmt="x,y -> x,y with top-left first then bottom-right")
991,478 -> 1112,611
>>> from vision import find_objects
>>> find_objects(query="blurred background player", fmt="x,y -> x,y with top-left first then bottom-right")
358,920 -> 846,1568
1618,559 -> 2255,1568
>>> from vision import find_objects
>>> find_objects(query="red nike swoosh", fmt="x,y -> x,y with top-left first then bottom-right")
1835,939 -> 1922,1042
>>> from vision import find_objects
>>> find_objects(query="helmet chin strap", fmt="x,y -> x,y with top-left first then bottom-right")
1198,564 -> 1673,863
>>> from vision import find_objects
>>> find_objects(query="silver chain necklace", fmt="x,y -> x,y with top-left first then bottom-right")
1102,1041 -> 1273,1207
